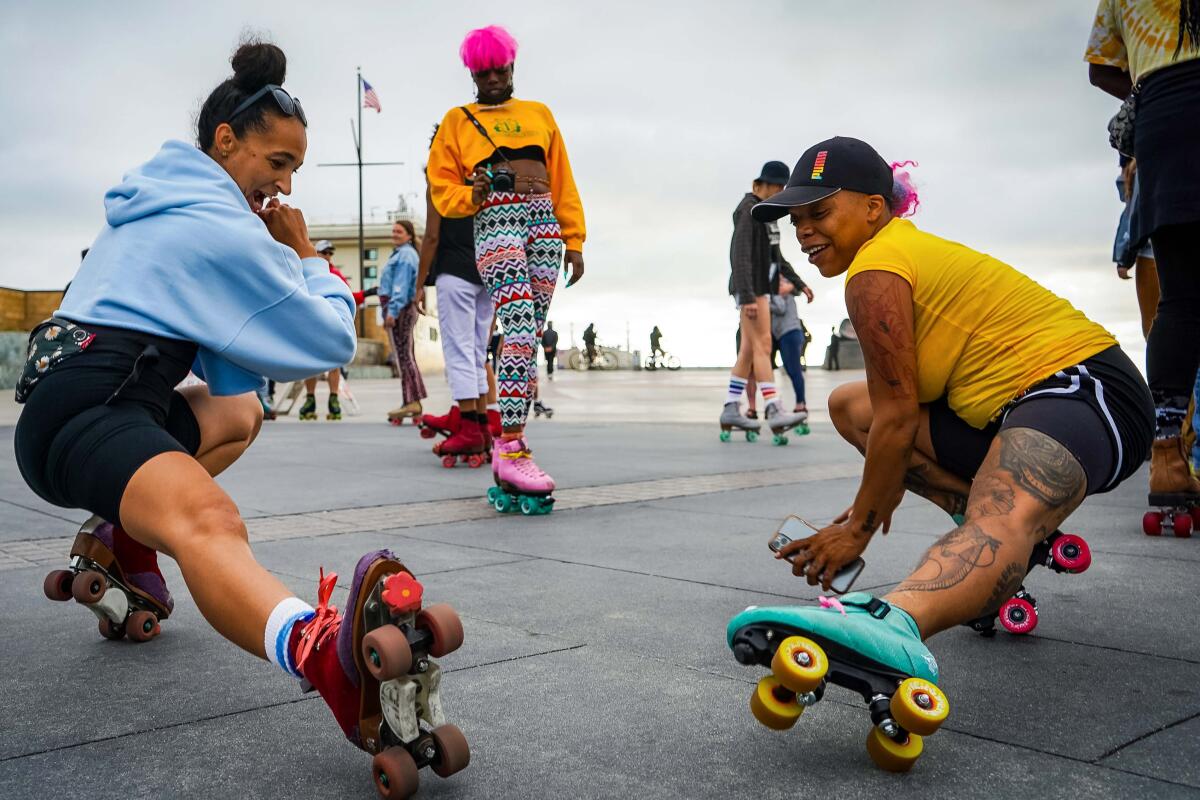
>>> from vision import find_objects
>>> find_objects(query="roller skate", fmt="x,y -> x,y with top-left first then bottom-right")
728,594 -> 948,773
1143,437 -> 1200,537
299,394 -> 318,421
720,401 -> 761,443
388,401 -> 423,427
962,529 -> 1091,636
533,400 -> 554,419
419,407 -> 460,441
487,409 -> 502,439
765,403 -> 810,445
327,394 -> 343,421
43,516 -> 173,642
292,550 -> 468,800
487,437 -> 555,515
432,416 -> 487,469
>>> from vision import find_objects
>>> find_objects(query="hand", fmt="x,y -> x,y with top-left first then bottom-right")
801,284 -> 815,303
257,199 -> 316,258
471,169 -> 491,206
1117,265 -> 1132,280
742,303 -> 758,321
415,286 -> 426,315
564,250 -> 585,287
384,314 -> 396,330
832,503 -> 894,535
776,520 -> 872,591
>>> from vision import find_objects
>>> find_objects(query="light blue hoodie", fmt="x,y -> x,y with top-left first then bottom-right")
58,140 -> 357,395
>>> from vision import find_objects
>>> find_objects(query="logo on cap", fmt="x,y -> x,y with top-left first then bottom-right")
810,151 -> 828,181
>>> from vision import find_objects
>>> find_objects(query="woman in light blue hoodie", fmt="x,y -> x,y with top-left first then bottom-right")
18,44 -> 461,777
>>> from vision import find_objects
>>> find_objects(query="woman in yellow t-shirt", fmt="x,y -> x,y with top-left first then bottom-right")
749,136 -> 1153,646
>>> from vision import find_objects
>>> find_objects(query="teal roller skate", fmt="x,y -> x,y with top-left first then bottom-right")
327,394 -> 342,421
727,594 -> 949,772
298,394 -> 318,421
719,402 -> 761,443
766,404 -> 810,446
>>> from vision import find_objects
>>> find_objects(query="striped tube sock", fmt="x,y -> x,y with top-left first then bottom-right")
727,376 -> 748,404
264,596 -> 315,678
760,382 -> 778,408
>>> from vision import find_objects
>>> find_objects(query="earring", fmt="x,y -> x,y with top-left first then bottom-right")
221,149 -> 229,157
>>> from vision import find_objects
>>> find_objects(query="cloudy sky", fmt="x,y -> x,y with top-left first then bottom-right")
0,0 -> 1138,368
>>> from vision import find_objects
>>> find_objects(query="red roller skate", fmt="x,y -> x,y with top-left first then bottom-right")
418,407 -> 460,440
431,416 -> 486,469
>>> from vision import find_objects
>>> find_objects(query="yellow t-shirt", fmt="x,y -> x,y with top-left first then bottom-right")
845,219 -> 1117,429
427,98 -> 586,252
1085,0 -> 1200,82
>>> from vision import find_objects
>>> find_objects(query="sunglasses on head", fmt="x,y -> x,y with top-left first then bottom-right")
228,84 -> 307,126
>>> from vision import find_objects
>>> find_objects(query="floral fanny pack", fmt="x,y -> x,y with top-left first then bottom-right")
14,318 -> 97,404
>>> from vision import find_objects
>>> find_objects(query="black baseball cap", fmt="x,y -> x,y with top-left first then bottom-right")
755,160 -> 790,186
751,137 -> 892,222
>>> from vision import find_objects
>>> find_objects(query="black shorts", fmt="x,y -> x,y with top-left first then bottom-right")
929,346 -> 1154,495
14,323 -> 201,526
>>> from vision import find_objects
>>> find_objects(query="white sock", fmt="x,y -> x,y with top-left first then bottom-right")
726,376 -> 748,404
264,597 -> 315,678
487,402 -> 500,412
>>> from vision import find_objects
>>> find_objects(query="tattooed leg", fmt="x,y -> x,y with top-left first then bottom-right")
884,427 -> 1086,639
828,381 -> 971,517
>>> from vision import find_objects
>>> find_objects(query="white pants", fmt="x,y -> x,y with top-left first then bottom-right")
436,273 -> 493,400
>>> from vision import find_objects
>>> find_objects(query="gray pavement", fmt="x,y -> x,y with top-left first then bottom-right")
1,369 -> 1198,799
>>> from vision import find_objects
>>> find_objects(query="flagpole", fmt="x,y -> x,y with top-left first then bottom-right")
356,66 -> 365,337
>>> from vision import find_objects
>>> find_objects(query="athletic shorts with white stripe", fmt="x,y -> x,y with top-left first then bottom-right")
928,345 -> 1153,495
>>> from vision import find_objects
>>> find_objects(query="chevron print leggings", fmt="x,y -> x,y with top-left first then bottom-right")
474,191 -> 563,429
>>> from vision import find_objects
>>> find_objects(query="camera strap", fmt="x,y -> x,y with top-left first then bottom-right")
459,106 -> 513,169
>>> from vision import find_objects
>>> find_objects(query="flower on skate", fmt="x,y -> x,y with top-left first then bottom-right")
382,571 -> 424,614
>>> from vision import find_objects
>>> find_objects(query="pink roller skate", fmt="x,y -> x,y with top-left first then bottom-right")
487,437 -> 555,515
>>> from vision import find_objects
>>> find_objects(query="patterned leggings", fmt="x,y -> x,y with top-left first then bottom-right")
475,191 -> 563,428
389,302 -> 427,405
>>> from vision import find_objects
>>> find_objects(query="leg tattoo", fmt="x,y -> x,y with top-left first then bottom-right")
896,524 -> 1001,593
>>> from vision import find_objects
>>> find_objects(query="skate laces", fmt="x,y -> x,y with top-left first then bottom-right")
818,596 -> 847,615
295,567 -> 341,675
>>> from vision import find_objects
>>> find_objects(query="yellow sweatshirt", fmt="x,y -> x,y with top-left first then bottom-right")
428,98 -> 586,252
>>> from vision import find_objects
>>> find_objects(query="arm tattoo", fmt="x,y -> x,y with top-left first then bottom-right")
847,272 -> 916,400
996,428 -> 1086,510
862,510 -> 877,532
896,523 -> 1001,593
981,561 -> 1026,615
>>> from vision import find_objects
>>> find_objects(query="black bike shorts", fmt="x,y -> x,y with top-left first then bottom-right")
929,346 -> 1153,495
14,323 -> 201,526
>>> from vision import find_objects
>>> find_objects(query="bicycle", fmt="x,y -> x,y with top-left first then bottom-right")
643,352 -> 681,371
568,346 -> 618,371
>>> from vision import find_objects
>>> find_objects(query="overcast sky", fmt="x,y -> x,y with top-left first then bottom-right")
0,1 -> 1140,368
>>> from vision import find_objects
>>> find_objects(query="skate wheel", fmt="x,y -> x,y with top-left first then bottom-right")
441,455 -> 457,469
363,625 -> 413,681
1172,512 -> 1193,538
126,609 -> 160,642
866,726 -> 923,773
389,418 -> 400,426
999,596 -> 1038,634
466,454 -> 484,469
1050,533 -> 1091,572
372,746 -> 419,799
1143,511 -> 1163,536
43,569 -> 74,601
486,486 -> 501,504
416,603 -> 464,658
430,723 -> 470,778
771,636 -> 828,693
890,678 -> 949,736
746,431 -> 758,443
797,424 -> 811,436
749,676 -> 803,730
519,497 -> 538,515
98,617 -> 126,640
420,427 -> 436,439
773,434 -> 788,446
71,570 -> 106,604
493,493 -> 513,513
719,430 -> 731,443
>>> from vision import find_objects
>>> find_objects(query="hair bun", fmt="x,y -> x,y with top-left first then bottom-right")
230,40 -> 286,91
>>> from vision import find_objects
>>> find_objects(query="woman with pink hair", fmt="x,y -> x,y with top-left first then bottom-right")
427,24 -> 586,515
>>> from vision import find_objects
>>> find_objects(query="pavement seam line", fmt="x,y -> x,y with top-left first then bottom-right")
1093,709 -> 1200,764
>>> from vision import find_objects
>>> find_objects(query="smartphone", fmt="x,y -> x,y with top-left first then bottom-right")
769,516 -> 866,595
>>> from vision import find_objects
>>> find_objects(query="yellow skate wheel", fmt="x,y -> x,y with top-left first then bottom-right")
749,676 -> 803,730
890,678 -> 949,736
865,726 -> 924,773
771,636 -> 828,693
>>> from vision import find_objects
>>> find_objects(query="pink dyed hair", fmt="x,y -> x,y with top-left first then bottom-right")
889,160 -> 920,218
460,25 -> 518,72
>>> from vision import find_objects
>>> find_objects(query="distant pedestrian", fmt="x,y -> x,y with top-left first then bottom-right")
542,321 -> 559,380
771,276 -> 810,420
382,220 -> 427,420
582,323 -> 597,368
650,326 -> 664,358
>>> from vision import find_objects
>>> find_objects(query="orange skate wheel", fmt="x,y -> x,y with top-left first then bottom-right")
362,625 -> 413,681
98,617 -> 126,640
71,570 -> 106,604
126,609 -> 160,642
890,678 -> 949,736
866,725 -> 924,772
430,723 -> 471,777
771,636 -> 828,693
441,455 -> 457,469
466,453 -> 484,469
749,675 -> 803,730
416,603 -> 464,657
372,746 -> 420,799
43,569 -> 73,601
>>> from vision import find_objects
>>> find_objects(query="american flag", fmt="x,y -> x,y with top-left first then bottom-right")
362,78 -> 381,113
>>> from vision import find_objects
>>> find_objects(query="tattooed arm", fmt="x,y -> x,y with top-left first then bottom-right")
776,270 -> 919,589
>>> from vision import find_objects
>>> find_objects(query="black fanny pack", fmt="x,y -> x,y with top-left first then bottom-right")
15,318 -> 97,404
